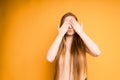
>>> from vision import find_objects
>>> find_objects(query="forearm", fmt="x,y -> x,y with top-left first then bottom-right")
78,31 -> 101,56
46,33 -> 64,62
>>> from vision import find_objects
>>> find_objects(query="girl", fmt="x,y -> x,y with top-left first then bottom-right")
46,12 -> 101,80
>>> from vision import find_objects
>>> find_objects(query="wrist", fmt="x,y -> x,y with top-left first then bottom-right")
58,32 -> 65,38
77,30 -> 84,36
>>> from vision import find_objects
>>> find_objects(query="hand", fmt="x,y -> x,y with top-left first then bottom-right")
70,19 -> 83,34
58,21 -> 70,36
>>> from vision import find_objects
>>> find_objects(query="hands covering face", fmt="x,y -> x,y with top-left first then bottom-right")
58,16 -> 83,36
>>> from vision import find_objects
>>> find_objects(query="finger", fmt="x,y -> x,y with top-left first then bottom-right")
81,24 -> 83,30
70,20 -> 77,27
57,25 -> 60,31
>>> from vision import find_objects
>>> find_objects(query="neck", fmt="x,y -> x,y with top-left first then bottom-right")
65,35 -> 73,50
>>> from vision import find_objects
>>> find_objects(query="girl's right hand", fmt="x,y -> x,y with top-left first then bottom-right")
58,21 -> 70,37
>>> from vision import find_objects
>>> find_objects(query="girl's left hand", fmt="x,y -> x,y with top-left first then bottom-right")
70,19 -> 83,34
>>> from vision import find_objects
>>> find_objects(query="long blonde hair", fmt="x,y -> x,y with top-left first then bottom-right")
54,12 -> 87,80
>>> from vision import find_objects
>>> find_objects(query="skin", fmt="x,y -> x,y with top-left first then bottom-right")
47,15 -> 101,62
47,15 -> 101,80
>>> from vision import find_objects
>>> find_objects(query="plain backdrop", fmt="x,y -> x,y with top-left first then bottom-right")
1,0 -> 120,80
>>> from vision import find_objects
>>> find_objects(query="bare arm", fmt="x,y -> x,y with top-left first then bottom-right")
46,33 -> 63,62
78,31 -> 101,56
71,20 -> 101,56
46,21 -> 69,62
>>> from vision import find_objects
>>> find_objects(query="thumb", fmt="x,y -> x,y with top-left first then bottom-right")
57,25 -> 60,32
80,22 -> 83,30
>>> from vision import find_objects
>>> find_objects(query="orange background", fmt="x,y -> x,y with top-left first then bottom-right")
1,0 -> 120,80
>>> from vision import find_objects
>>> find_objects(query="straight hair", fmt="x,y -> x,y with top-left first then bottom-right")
54,12 -> 87,80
